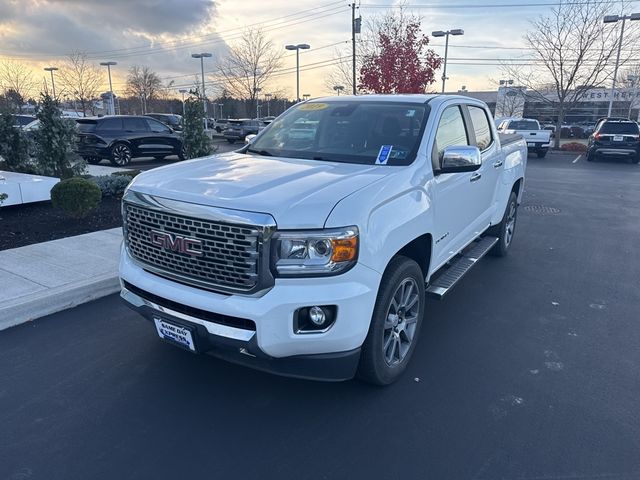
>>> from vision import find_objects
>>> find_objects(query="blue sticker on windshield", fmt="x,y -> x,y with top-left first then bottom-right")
376,145 -> 393,165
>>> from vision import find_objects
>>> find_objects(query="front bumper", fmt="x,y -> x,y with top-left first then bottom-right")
119,248 -> 381,380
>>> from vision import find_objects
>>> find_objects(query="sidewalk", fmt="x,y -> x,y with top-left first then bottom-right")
0,228 -> 122,331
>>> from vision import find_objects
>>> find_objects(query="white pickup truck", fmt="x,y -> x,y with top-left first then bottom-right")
497,118 -> 552,158
120,95 -> 527,385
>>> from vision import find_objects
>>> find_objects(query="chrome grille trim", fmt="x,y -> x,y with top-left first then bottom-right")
122,190 -> 276,295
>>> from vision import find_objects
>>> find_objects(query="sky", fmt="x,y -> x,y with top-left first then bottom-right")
0,0 -> 631,100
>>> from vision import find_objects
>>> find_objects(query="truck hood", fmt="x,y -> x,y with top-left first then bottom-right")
129,152 -> 390,228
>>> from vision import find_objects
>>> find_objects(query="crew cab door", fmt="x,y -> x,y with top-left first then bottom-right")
430,104 -> 500,268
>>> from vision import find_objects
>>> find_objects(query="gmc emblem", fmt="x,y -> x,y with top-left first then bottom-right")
150,230 -> 203,257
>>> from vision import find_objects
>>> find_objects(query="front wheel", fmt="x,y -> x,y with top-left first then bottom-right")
178,143 -> 187,161
358,256 -> 425,385
488,191 -> 518,257
110,143 -> 132,167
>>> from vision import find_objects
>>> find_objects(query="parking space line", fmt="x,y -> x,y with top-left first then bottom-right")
572,155 -> 582,164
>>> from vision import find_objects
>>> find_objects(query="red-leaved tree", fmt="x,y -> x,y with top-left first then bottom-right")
359,19 -> 441,94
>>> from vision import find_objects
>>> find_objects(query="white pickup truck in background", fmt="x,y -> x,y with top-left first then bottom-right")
119,94 -> 527,385
497,118 -> 552,158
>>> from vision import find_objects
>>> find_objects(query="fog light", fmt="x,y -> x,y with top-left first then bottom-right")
309,306 -> 326,326
294,305 -> 337,333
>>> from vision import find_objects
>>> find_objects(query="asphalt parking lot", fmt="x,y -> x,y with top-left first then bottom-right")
1,151 -> 639,480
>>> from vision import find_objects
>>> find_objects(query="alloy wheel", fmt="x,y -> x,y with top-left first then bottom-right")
112,144 -> 132,166
383,277 -> 420,366
505,201 -> 517,246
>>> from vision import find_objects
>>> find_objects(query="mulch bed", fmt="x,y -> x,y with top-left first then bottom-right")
0,198 -> 122,251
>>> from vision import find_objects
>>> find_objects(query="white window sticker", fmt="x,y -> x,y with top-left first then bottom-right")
376,145 -> 393,165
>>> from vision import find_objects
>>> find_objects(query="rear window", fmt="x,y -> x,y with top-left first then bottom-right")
76,120 -> 97,133
599,122 -> 639,135
508,120 -> 539,130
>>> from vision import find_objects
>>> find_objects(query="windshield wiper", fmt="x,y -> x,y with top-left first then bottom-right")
247,148 -> 273,156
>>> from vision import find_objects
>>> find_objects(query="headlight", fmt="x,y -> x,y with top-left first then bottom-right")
272,227 -> 359,277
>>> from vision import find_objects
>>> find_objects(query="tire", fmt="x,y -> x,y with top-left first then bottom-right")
536,149 -> 547,158
586,151 -> 595,162
110,143 -> 132,167
357,256 -> 425,385
488,192 -> 518,257
84,156 -> 101,165
178,143 -> 187,161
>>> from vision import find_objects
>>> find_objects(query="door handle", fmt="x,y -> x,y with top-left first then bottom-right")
493,160 -> 503,168
470,172 -> 482,182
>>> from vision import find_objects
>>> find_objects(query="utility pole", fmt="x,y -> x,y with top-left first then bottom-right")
351,4 -> 361,95
604,13 -> 640,117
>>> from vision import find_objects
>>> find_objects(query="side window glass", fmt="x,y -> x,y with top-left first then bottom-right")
146,119 -> 170,133
123,118 -> 149,132
433,106 -> 469,166
97,118 -> 122,131
468,106 -> 493,151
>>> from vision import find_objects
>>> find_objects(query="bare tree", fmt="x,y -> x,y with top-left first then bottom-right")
218,28 -> 284,116
0,59 -> 36,104
323,48 -> 354,94
502,0 -> 638,148
126,65 -> 162,114
57,52 -> 102,116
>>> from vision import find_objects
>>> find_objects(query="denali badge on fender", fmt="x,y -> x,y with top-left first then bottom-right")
150,230 -> 203,257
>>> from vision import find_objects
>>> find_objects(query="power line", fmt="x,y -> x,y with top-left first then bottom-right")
361,0 -> 640,8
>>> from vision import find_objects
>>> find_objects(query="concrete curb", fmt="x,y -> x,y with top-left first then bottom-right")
0,272 -> 120,331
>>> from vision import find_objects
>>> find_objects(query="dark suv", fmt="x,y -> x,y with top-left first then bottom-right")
76,115 -> 184,166
587,119 -> 640,163
223,119 -> 261,143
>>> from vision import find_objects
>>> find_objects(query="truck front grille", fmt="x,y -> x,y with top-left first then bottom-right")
124,203 -> 262,293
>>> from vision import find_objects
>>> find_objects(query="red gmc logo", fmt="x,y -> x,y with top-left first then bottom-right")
150,230 -> 203,257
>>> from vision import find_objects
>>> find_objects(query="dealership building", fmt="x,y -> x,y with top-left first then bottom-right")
451,86 -> 640,123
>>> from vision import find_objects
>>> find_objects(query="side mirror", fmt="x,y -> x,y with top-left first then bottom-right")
439,146 -> 482,174
245,134 -> 257,144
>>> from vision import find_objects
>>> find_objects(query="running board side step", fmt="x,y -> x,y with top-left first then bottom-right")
426,236 -> 499,299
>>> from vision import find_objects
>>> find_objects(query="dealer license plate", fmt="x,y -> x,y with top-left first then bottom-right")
613,135 -> 623,141
154,317 -> 196,352
527,142 -> 535,147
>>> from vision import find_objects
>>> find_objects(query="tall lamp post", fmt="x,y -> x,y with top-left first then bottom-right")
264,93 -> 272,117
628,75 -> 639,119
99,61 -> 117,115
191,52 -> 212,129
44,67 -> 59,101
603,13 -> 640,117
333,85 -> 345,96
255,87 -> 262,119
431,29 -> 464,93
285,43 -> 310,102
179,89 -> 188,117
218,103 -> 224,119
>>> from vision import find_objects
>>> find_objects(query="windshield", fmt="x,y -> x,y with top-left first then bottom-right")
248,101 -> 429,165
508,120 -> 539,130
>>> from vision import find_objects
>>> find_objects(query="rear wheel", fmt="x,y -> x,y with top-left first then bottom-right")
358,256 -> 425,385
488,192 -> 518,257
110,143 -> 132,167
587,151 -> 596,162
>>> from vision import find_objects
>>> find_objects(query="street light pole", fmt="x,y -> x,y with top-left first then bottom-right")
265,93 -> 272,117
191,52 -> 212,129
179,89 -> 188,117
432,29 -> 464,93
218,103 -> 224,119
99,61 -> 117,115
628,75 -> 639,119
604,13 -> 640,117
285,43 -> 311,102
44,67 -> 59,101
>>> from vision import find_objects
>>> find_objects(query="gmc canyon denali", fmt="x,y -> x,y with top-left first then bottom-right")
119,94 -> 527,385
